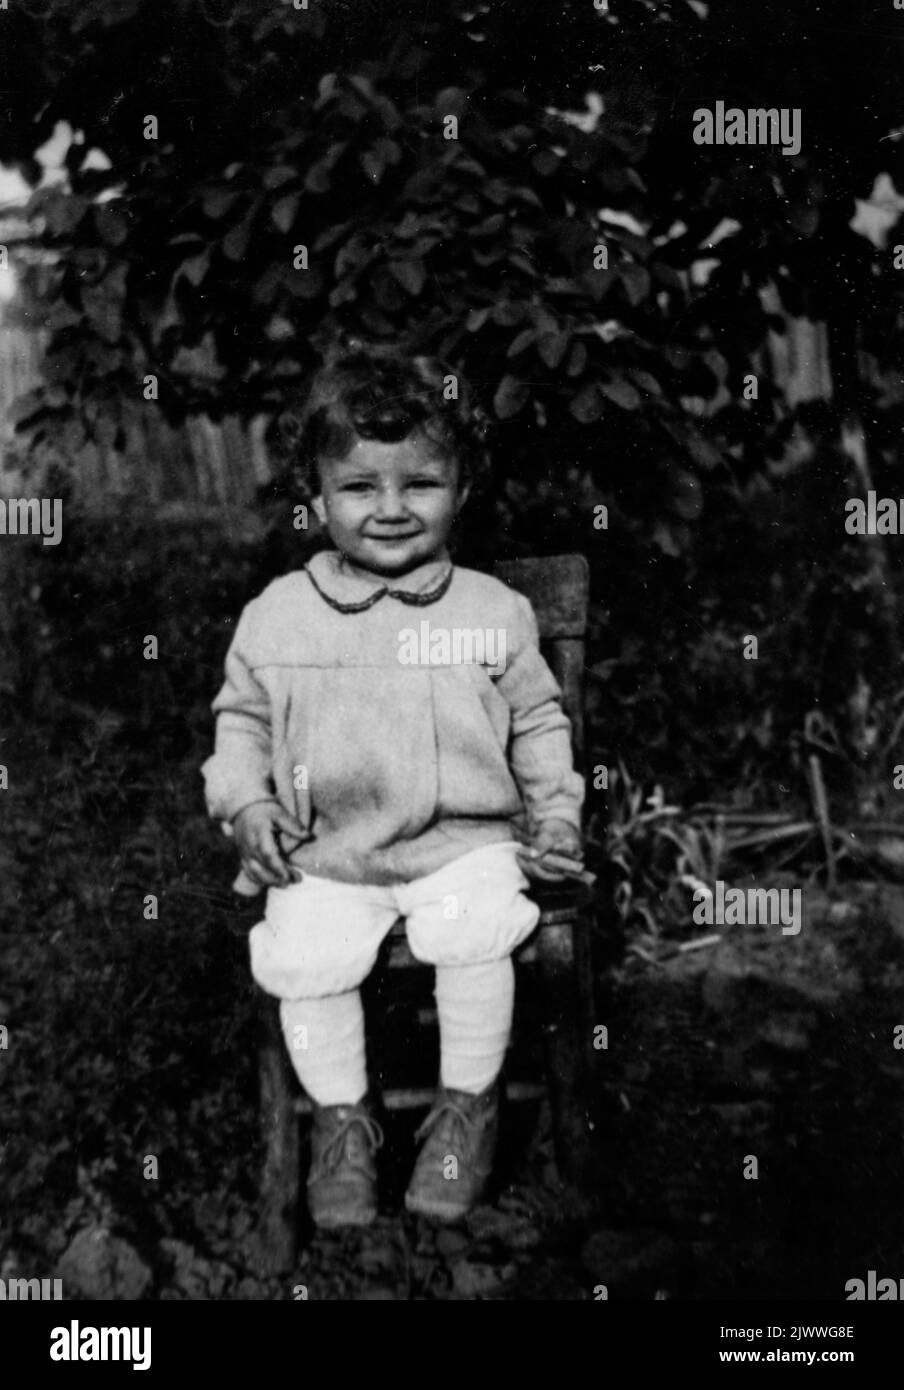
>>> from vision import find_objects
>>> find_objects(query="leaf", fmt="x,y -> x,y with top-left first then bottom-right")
506,328 -> 537,357
388,259 -> 426,295
359,149 -> 385,185
42,193 -> 90,238
537,330 -> 569,368
9,388 -> 48,426
668,467 -> 703,521
436,85 -> 468,115
177,250 -> 211,288
335,233 -> 371,277
289,267 -> 324,300
466,306 -> 491,332
471,213 -> 506,238
490,301 -> 524,327
223,209 -> 256,262
451,156 -> 486,179
82,282 -> 123,345
264,193 -> 297,238
652,260 -> 684,290
620,264 -> 651,306
570,382 -> 604,423
600,378 -> 641,410
348,74 -> 377,102
402,168 -> 439,201
566,340 -> 588,376
171,332 -> 227,381
378,134 -> 404,162
252,264 -> 288,306
511,185 -> 543,209
493,375 -> 530,419
628,368 -> 662,396
202,189 -> 241,220
95,205 -> 129,247
305,145 -> 348,194
532,150 -> 559,176
581,269 -> 614,302
262,165 -> 297,190
665,345 -> 692,370
532,306 -> 559,335
94,416 -> 119,449
154,292 -> 182,339
408,234 -> 442,258
685,432 -> 723,471
652,520 -> 689,557
511,252 -> 538,276
790,203 -> 819,236
313,220 -> 353,252
484,179 -> 511,206
329,281 -> 356,307
46,300 -> 82,332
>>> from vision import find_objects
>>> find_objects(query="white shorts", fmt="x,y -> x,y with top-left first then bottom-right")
249,841 -> 540,1000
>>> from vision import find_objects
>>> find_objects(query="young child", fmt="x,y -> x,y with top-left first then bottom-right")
202,346 -> 585,1228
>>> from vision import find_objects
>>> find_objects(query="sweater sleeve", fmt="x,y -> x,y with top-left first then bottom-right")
495,593 -> 585,833
200,599 -> 278,828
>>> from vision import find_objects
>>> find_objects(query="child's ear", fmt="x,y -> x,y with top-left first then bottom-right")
311,494 -> 328,527
455,481 -> 471,511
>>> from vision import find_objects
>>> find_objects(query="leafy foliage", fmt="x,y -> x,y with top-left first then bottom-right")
3,0 -> 904,553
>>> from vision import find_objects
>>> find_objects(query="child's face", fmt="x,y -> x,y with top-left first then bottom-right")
310,433 -> 469,577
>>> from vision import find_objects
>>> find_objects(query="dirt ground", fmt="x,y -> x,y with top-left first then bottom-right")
4,711 -> 904,1303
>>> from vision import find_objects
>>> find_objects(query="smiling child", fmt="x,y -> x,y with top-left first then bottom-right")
202,346 -> 585,1227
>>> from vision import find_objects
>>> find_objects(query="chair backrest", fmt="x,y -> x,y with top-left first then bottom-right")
493,554 -> 589,767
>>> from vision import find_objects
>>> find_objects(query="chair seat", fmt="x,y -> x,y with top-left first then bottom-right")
385,876 -> 591,937
529,877 -> 595,919
383,878 -> 591,969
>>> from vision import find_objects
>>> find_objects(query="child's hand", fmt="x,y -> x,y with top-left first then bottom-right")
232,801 -> 313,889
517,819 -> 584,883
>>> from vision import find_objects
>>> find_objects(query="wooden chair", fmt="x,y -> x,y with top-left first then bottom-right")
256,553 -> 597,1272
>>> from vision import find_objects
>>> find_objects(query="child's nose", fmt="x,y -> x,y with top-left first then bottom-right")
374,488 -> 408,518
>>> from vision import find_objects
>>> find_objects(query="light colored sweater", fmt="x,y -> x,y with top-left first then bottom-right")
202,548 -> 584,887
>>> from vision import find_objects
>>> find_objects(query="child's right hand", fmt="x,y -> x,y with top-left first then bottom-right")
232,801 -> 313,889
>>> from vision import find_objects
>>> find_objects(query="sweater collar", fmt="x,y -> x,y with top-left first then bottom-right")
305,548 -> 454,614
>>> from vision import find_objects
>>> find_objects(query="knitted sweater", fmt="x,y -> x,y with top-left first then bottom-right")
201,548 -> 584,887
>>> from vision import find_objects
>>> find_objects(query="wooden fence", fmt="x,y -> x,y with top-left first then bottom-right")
0,322 -> 272,511
0,306 -> 835,514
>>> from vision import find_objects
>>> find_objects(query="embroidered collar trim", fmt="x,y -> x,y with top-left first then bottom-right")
305,550 -> 455,614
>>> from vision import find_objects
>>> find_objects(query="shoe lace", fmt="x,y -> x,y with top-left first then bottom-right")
318,1112 -> 384,1175
414,1098 -> 475,1158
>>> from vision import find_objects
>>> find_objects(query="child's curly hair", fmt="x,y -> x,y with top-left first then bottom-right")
275,341 -> 494,500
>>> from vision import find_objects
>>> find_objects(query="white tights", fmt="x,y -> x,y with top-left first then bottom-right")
280,958 -> 515,1104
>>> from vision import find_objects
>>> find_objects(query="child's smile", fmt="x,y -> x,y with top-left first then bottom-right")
311,434 -> 469,578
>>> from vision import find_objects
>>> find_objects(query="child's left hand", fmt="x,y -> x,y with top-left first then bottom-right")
517,819 -> 584,882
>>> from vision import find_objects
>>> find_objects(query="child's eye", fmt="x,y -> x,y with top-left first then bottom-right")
408,479 -> 442,489
340,482 -> 374,493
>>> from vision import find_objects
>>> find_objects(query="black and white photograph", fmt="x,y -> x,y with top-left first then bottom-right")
1,0 -> 904,1348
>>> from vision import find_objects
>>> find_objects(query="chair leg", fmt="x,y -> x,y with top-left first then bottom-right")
257,997 -> 300,1276
535,913 -> 597,1185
